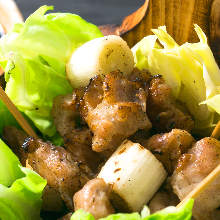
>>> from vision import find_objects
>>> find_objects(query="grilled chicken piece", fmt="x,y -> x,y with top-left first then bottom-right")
2,126 -> 28,166
23,137 -> 92,210
74,178 -> 115,219
52,90 -> 103,172
42,185 -> 64,212
64,128 -> 103,173
147,76 -> 194,132
143,129 -> 195,174
80,75 -> 104,119
2,127 -> 65,211
81,71 -> 152,152
171,137 -> 220,220
52,90 -> 84,137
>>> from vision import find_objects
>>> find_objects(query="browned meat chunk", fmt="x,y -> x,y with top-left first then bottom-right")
64,128 -> 103,173
52,90 -> 84,137
52,90 -> 103,172
143,129 -> 195,174
2,126 -> 28,166
74,178 -> 115,219
23,137 -> 92,210
81,71 -> 152,152
42,185 -> 64,212
147,76 -> 194,132
80,75 -> 103,119
171,137 -> 220,220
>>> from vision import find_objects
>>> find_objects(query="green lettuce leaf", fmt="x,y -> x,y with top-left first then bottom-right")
144,199 -> 193,220
0,139 -> 23,187
0,139 -> 47,220
132,25 -> 220,133
70,209 -> 95,220
71,199 -> 193,220
0,100 -> 20,135
0,5 -> 103,138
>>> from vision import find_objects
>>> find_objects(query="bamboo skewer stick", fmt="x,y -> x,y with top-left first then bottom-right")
0,86 -> 38,139
211,120 -> 220,139
177,121 -> 220,208
177,162 -> 220,208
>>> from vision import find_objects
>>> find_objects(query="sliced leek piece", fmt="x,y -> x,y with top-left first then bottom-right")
98,140 -> 167,212
66,35 -> 134,88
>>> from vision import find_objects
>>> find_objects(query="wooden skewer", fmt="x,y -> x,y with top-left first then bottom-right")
0,86 -> 38,139
177,163 -> 220,208
177,120 -> 220,208
211,120 -> 220,139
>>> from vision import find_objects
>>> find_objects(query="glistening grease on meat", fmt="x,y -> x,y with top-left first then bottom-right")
80,71 -> 152,152
171,137 -> 220,220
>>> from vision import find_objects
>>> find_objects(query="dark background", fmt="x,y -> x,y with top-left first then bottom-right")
14,0 -> 145,26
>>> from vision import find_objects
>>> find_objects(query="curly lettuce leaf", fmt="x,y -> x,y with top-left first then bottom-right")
71,199 -> 193,220
0,139 -> 47,220
132,25 -> 220,133
0,5 -> 103,138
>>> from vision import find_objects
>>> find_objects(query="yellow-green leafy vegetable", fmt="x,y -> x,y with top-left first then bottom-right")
0,5 -> 103,139
0,139 -> 46,220
132,25 -> 220,133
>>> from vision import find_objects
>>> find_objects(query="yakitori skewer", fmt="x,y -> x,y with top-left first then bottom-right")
0,86 -> 38,138
177,162 -> 220,208
177,121 -> 220,208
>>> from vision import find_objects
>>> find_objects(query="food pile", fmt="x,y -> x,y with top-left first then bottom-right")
0,5 -> 220,220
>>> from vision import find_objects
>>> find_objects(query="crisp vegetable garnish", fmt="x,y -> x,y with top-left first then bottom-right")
132,25 -> 220,133
0,139 -> 47,220
0,5 -> 103,139
0,100 -> 20,135
71,199 -> 193,220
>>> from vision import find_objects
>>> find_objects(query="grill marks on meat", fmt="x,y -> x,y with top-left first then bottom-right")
74,178 -> 115,219
147,76 -> 194,132
143,129 -> 195,174
81,71 -> 152,152
24,137 -> 92,210
171,137 -> 220,220
80,75 -> 104,120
